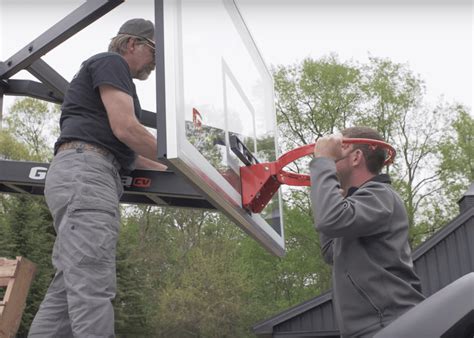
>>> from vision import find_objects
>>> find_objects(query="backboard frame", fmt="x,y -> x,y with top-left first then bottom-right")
155,0 -> 285,256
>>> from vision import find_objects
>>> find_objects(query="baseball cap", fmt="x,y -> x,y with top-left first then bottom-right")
118,18 -> 154,44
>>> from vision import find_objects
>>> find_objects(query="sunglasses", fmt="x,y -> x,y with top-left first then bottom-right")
137,37 -> 155,54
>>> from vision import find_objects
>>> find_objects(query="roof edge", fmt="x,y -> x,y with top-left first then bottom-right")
412,208 -> 474,260
253,290 -> 332,334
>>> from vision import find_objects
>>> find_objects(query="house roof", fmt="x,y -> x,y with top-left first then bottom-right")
253,291 -> 333,334
412,207 -> 473,260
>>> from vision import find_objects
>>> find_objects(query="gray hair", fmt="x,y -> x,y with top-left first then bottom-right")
108,34 -> 145,55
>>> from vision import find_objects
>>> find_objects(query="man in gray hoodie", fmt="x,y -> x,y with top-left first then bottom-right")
310,127 -> 424,337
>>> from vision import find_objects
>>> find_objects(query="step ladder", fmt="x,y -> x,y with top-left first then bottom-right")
0,257 -> 36,338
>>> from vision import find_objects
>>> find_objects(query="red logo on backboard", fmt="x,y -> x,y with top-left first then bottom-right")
132,177 -> 151,188
193,108 -> 202,129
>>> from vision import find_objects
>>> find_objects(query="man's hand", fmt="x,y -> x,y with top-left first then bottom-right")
314,134 -> 354,162
313,134 -> 344,161
135,155 -> 168,171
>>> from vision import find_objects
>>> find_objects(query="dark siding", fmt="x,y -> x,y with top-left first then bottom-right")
414,218 -> 474,296
273,299 -> 338,335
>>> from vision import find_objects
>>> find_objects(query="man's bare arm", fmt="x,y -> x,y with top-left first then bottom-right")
99,84 -> 166,170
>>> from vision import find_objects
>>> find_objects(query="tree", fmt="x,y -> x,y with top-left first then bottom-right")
113,205 -> 181,336
239,197 -> 331,323
114,205 -> 255,336
0,129 -> 30,160
391,102 -> 453,244
356,57 -> 454,242
154,243 -> 251,337
438,106 -> 473,198
412,106 -> 474,244
274,54 -> 362,151
4,97 -> 59,161
114,210 -> 155,335
358,56 -> 424,142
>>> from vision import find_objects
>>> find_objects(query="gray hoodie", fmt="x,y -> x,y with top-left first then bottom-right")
310,158 -> 425,337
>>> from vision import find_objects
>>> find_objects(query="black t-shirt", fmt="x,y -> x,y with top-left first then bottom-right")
55,52 -> 141,172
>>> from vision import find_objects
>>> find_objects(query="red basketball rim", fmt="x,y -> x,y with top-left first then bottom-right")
277,138 -> 396,187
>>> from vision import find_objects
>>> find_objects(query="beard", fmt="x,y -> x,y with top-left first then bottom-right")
135,62 -> 155,80
336,168 -> 351,193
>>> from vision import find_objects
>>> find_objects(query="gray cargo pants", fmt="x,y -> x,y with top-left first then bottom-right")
29,147 -> 123,338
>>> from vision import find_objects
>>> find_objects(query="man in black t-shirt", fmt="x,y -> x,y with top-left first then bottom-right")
29,18 -> 166,337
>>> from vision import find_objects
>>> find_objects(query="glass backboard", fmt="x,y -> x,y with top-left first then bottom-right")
156,0 -> 285,256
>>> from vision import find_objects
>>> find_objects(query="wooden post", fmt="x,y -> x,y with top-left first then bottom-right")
0,257 -> 36,338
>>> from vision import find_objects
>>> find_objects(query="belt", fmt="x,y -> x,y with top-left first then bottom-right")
57,141 -> 111,158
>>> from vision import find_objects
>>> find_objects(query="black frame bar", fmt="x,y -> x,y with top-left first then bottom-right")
0,160 -> 213,209
27,59 -> 69,100
0,0 -> 124,79
5,79 -> 63,104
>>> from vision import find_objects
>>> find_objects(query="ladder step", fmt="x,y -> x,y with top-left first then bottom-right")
0,258 -> 17,278
0,257 -> 36,338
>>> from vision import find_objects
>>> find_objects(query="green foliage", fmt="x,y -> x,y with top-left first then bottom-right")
114,212 -> 154,336
0,129 -> 31,160
407,105 -> 474,246
274,55 -> 362,150
438,106 -> 473,197
239,195 -> 331,322
114,205 -> 178,335
112,207 -> 251,337
155,245 -> 251,337
358,56 -> 424,140
4,97 -> 60,161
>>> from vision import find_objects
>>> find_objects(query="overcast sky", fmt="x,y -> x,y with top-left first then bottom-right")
240,0 -> 473,109
1,0 -> 472,112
